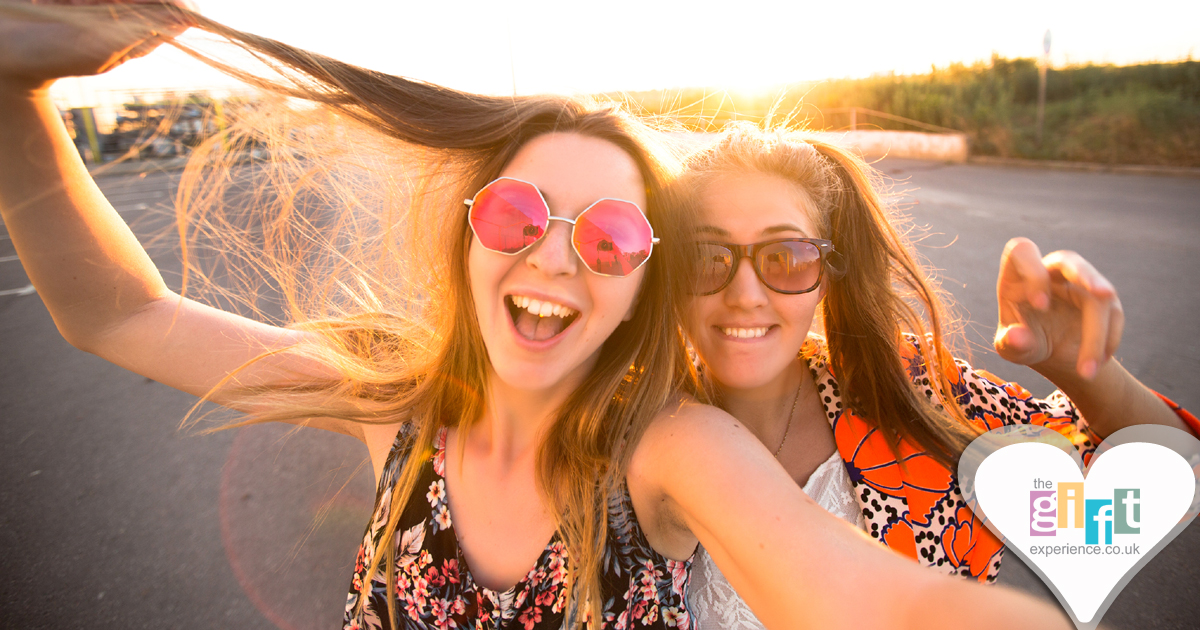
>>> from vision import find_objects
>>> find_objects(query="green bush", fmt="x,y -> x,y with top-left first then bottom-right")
619,57 -> 1200,167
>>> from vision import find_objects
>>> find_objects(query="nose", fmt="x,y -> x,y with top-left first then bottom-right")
524,220 -> 579,277
722,256 -> 769,309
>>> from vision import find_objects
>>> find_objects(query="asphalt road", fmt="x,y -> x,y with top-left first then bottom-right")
1,159 -> 1198,629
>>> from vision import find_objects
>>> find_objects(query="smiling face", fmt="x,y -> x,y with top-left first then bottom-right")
468,132 -> 648,394
686,171 -> 825,393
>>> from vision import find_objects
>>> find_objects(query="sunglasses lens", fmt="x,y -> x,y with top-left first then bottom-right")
469,179 -> 548,254
692,243 -> 735,295
573,200 -> 654,276
756,241 -> 823,293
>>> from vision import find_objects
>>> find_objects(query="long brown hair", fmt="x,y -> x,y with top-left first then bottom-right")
677,124 -> 977,470
13,3 -> 693,626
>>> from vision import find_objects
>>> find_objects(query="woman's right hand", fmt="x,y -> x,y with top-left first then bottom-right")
0,0 -> 194,91
631,399 -> 1072,630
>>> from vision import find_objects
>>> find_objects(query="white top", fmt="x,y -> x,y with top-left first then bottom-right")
687,450 -> 865,630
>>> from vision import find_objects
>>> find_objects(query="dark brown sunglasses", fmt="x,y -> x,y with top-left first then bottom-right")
691,238 -> 844,295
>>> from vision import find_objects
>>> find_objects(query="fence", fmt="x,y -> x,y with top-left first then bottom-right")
819,107 -> 962,134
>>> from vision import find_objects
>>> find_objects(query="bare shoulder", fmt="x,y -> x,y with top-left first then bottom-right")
625,394 -> 741,559
639,394 -> 738,443
362,421 -> 407,481
626,394 -> 794,559
630,394 -> 765,500
634,394 -> 752,466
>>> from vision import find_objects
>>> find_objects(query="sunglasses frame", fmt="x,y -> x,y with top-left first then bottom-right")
693,238 -> 837,296
465,176 -> 661,278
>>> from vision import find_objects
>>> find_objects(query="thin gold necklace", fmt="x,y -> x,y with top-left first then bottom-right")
774,372 -> 804,458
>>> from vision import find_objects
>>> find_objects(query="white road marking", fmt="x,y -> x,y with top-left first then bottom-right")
0,255 -> 21,263
0,284 -> 36,296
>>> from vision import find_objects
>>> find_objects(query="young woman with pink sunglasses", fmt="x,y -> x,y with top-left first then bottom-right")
677,125 -> 1199,630
1,3 -> 1077,628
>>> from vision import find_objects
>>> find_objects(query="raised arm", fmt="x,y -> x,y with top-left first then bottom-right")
0,2 -> 370,440
993,237 -> 1191,437
630,401 -> 1070,630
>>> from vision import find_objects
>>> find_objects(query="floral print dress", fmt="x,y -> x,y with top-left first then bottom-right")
344,428 -> 693,630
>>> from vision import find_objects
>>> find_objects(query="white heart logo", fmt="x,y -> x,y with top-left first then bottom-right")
960,425 -> 1200,630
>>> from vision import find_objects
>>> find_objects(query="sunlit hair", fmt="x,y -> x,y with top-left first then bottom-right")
675,123 -> 977,470
7,3 -> 693,626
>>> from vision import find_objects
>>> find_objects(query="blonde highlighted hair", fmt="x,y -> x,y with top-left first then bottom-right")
6,3 -> 697,626
677,124 -> 978,470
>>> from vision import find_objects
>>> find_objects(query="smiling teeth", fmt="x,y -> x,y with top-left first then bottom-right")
722,327 -> 769,339
511,295 -> 578,318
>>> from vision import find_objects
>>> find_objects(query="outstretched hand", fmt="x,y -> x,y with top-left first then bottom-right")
0,0 -> 195,91
994,237 -> 1124,381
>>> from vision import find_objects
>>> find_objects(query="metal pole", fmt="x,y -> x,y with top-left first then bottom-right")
213,99 -> 227,150
1036,30 -> 1051,147
1036,63 -> 1047,146
80,108 -> 102,165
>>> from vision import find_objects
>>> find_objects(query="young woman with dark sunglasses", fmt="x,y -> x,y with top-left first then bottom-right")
677,125 -> 1199,630
0,3 -> 1081,629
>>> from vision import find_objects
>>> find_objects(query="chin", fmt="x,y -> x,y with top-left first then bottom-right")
489,349 -> 601,396
491,363 -> 564,392
715,376 -> 775,393
705,364 -> 773,392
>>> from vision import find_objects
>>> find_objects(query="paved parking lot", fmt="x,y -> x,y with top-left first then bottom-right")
2,159 -> 1198,629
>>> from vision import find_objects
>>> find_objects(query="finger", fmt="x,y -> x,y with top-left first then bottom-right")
1106,297 -> 1124,360
1076,284 -> 1111,379
998,237 -> 1051,315
122,33 -> 168,60
91,8 -> 190,71
38,0 -> 192,7
51,0 -> 199,28
1042,250 -> 1116,301
994,323 -> 1044,365
128,0 -> 201,27
95,33 -> 158,73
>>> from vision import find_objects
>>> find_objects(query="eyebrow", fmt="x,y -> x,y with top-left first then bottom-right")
694,223 -> 811,238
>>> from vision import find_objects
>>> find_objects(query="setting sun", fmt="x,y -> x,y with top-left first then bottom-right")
50,0 -> 1199,107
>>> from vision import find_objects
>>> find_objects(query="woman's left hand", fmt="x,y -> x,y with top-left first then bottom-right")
993,237 -> 1123,380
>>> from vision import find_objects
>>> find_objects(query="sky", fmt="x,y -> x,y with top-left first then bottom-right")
51,0 -> 1200,107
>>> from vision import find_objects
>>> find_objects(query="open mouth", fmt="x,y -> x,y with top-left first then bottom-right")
506,294 -> 580,342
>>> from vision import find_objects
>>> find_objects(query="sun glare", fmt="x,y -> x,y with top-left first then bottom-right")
48,0 -> 1199,109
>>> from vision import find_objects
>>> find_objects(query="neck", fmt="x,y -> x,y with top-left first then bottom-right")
715,358 -> 808,448
467,366 -> 589,462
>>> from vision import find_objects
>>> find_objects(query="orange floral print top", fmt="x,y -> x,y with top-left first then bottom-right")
805,335 -> 1199,583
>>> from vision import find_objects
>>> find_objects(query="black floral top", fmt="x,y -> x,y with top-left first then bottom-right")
344,428 -> 694,630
